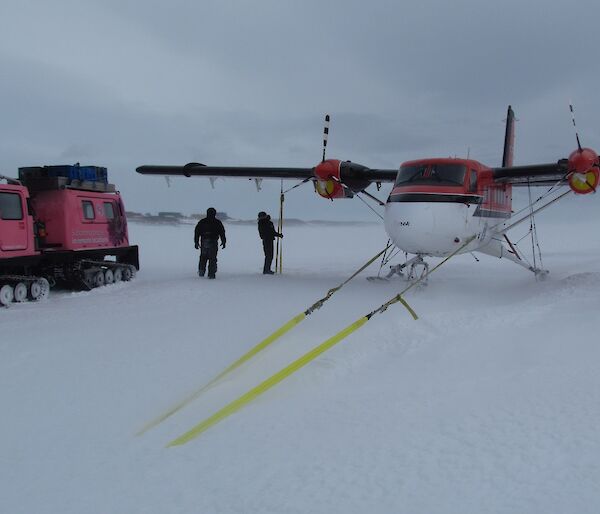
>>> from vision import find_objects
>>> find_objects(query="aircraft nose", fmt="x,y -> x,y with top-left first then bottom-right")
384,202 -> 470,256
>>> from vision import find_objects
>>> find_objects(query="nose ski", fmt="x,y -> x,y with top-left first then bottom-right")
367,254 -> 430,285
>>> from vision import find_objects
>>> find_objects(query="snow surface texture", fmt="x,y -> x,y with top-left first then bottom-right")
1,211 -> 600,514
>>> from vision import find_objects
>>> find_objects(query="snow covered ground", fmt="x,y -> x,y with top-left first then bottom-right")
2,208 -> 600,514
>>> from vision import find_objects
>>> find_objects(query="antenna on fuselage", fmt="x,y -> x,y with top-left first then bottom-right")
569,102 -> 583,151
322,114 -> 330,162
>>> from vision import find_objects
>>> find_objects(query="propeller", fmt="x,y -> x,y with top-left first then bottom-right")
322,114 -> 330,163
569,102 -> 583,151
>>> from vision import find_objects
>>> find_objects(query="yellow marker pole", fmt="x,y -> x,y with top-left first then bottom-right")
277,189 -> 284,273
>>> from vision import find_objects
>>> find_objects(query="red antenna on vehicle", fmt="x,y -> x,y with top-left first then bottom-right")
322,114 -> 330,162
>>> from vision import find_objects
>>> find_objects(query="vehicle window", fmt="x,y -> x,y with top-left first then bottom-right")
82,200 -> 95,220
0,192 -> 24,220
103,202 -> 115,220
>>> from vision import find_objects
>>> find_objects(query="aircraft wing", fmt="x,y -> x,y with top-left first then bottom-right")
136,163 -> 398,185
136,164 -> 315,180
491,159 -> 570,187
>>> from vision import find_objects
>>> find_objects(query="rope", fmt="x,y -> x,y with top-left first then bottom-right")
283,177 -> 311,194
356,192 -> 385,220
526,179 -> 545,273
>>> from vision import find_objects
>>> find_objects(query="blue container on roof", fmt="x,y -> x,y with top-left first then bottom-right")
79,166 -> 97,181
45,165 -> 80,180
18,164 -> 109,183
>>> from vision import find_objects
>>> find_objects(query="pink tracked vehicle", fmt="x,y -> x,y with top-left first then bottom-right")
0,164 -> 139,306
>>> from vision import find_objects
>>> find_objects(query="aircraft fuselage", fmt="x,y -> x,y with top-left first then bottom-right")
383,158 -> 511,257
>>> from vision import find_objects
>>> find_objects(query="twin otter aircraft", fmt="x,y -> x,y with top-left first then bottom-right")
137,106 -> 599,279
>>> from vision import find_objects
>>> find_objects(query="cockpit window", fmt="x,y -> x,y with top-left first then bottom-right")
395,164 -> 466,187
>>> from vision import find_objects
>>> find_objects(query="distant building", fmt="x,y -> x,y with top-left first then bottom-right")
158,212 -> 184,219
191,211 -> 230,220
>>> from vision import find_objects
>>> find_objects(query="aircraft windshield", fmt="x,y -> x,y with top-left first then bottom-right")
395,163 -> 466,187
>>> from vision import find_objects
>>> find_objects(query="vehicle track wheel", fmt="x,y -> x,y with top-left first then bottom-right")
93,271 -> 105,288
0,284 -> 14,306
113,268 -> 123,282
122,266 -> 133,281
104,269 -> 114,285
36,278 -> 50,300
14,282 -> 28,302
29,280 -> 42,300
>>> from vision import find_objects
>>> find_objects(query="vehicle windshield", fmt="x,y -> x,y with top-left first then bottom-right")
395,163 -> 466,187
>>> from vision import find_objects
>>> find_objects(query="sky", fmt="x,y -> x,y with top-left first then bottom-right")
1,0 -> 600,220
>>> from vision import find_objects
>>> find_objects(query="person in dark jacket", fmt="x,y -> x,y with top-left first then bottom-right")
257,211 -> 283,274
194,207 -> 226,279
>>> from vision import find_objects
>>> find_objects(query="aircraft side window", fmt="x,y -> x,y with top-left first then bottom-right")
469,170 -> 477,192
0,192 -> 24,220
82,200 -> 95,220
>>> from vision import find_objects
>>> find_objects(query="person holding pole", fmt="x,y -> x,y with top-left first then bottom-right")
257,211 -> 283,275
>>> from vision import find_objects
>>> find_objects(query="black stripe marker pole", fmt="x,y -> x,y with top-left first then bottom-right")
322,114 -> 330,162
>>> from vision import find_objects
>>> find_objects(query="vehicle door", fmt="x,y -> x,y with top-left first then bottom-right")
0,190 -> 29,251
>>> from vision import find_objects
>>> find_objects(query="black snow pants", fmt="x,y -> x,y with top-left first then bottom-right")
199,241 -> 218,277
262,239 -> 274,273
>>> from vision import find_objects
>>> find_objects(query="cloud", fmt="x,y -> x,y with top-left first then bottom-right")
1,0 -> 599,220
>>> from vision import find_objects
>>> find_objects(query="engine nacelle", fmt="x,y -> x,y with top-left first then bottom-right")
568,148 -> 599,194
313,159 -> 372,199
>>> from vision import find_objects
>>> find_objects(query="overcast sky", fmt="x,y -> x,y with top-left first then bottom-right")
1,0 -> 599,220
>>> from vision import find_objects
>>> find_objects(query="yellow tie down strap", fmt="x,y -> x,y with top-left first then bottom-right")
166,236 -> 475,446
136,245 -> 390,436
167,316 -> 371,446
135,312 -> 306,436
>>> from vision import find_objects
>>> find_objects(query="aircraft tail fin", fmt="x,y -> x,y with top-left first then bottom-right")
502,105 -> 515,167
